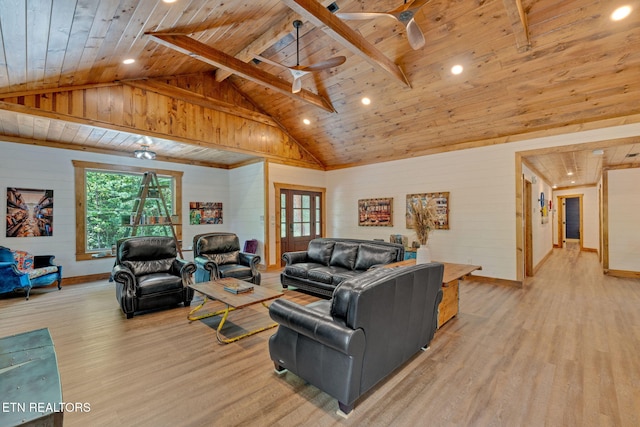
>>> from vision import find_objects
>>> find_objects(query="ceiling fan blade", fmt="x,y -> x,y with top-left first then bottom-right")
292,77 -> 303,93
405,19 -> 425,50
336,12 -> 396,21
300,56 -> 346,72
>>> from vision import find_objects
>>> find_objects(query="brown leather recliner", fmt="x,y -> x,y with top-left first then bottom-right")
112,236 -> 196,319
193,233 -> 261,284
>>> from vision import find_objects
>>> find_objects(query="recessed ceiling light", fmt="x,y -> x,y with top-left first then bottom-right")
611,6 -> 632,21
567,172 -> 573,176
123,58 -> 135,64
163,0 -> 178,3
592,149 -> 604,155
552,185 -> 558,189
451,65 -> 463,75
571,181 -> 576,184
361,97 -> 371,105
303,118 -> 311,125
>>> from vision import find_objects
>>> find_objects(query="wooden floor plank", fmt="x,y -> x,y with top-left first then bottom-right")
1,244 -> 639,426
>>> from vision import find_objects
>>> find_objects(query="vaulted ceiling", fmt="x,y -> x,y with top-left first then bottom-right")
0,0 -> 638,187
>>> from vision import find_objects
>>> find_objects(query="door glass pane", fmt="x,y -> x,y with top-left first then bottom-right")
293,195 -> 301,208
302,223 -> 310,236
293,223 -> 302,237
281,193 -> 286,208
302,209 -> 310,222
294,209 -> 302,222
302,195 -> 310,209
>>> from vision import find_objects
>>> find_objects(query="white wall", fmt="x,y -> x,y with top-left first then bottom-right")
0,141 -> 239,277
327,146 -> 517,280
228,162 -> 265,262
552,186 -> 600,250
608,167 -> 640,271
522,164 -> 554,267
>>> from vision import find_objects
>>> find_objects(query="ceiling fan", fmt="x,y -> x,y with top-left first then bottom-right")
336,0 -> 431,50
257,20 -> 346,93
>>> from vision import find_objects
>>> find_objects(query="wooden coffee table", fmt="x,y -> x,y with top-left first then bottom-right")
384,260 -> 482,328
188,278 -> 284,344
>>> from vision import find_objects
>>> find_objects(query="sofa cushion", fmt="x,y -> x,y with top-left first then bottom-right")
354,244 -> 398,271
331,270 -> 360,285
137,273 -> 182,296
329,242 -> 359,270
123,259 -> 173,276
308,266 -> 352,284
218,264 -> 252,279
205,250 -> 239,265
307,240 -> 335,265
284,262 -> 324,279
27,266 -> 58,279
12,250 -> 34,272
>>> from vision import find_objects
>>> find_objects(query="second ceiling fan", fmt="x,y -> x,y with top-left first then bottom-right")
258,20 -> 346,93
337,0 -> 431,50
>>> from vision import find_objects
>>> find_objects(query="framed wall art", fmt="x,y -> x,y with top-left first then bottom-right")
6,188 -> 54,237
189,202 -> 223,224
406,192 -> 450,230
358,198 -> 393,227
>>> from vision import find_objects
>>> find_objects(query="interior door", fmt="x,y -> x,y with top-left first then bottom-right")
565,197 -> 580,241
280,189 -> 322,264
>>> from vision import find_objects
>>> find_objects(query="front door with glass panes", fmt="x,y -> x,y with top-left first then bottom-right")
280,189 -> 322,265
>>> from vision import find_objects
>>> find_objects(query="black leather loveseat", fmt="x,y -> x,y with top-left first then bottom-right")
269,263 -> 444,417
280,238 -> 404,297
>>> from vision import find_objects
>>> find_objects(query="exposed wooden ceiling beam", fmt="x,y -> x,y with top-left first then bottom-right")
215,8 -> 299,83
502,0 -> 531,52
119,78 -> 280,128
280,0 -> 411,89
146,33 -> 335,113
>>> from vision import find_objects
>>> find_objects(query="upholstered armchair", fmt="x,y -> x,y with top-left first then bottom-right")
0,246 -> 62,300
193,233 -> 261,284
112,236 -> 196,319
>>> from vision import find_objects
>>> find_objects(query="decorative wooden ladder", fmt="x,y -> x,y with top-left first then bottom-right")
129,171 -> 183,258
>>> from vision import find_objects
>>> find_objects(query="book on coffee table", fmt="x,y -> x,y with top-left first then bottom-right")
223,282 -> 254,294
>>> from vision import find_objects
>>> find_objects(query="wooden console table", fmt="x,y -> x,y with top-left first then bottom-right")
385,260 -> 482,328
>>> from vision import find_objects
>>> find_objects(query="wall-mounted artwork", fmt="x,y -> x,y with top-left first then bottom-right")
6,188 -> 54,237
189,202 -> 223,224
358,198 -> 393,226
406,192 -> 450,230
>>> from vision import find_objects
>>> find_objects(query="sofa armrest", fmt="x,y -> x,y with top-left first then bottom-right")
282,251 -> 308,265
269,299 -> 365,355
33,255 -> 56,269
194,256 -> 220,279
112,264 -> 136,290
239,252 -> 261,273
172,259 -> 196,283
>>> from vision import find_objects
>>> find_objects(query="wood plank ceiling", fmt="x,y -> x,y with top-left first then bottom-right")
0,0 -> 638,186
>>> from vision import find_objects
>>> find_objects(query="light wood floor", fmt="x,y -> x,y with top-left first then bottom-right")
1,246 -> 639,427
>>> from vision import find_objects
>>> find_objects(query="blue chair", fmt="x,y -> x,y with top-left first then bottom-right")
0,246 -> 62,300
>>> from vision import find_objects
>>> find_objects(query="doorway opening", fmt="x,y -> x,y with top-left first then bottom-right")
557,195 -> 583,250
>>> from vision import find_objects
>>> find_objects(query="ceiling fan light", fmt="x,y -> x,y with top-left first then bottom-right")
134,145 -> 156,160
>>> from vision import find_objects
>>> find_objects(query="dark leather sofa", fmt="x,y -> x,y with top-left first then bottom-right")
112,236 -> 196,318
269,263 -> 444,417
280,238 -> 404,297
193,232 -> 261,284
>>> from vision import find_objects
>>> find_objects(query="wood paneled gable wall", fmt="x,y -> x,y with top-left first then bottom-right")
0,74 -> 323,170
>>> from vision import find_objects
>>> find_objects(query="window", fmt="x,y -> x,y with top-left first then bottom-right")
73,161 -> 183,261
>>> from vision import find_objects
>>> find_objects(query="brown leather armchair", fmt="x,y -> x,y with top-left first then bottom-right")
193,233 -> 261,284
112,236 -> 196,319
